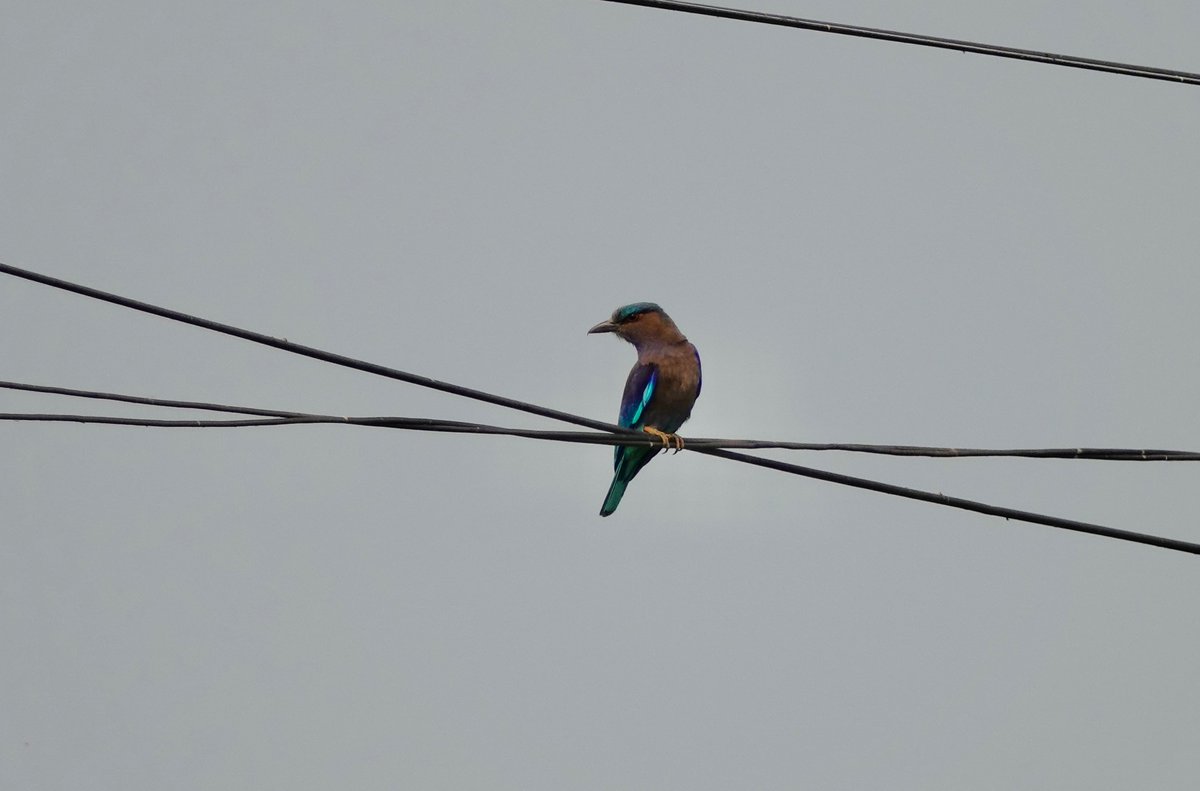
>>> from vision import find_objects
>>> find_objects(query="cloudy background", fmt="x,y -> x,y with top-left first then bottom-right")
3,1 -> 1199,788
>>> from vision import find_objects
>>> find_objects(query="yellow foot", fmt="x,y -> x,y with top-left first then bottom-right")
643,426 -> 685,454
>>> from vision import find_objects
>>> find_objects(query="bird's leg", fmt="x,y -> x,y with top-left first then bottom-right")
643,426 -> 685,454
643,426 -> 672,452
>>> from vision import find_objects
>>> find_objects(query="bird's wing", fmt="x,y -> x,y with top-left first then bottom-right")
614,362 -> 658,472
618,362 -> 657,430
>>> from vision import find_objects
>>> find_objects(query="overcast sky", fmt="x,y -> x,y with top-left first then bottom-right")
3,1 -> 1199,788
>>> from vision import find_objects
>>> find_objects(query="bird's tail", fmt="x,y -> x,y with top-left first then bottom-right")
599,476 -> 628,517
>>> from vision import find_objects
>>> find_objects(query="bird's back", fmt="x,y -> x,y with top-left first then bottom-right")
637,341 -> 701,434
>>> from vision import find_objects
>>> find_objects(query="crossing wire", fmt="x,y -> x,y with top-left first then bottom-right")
601,0 -> 1200,85
2,261 -> 1198,555
5,379 -> 1200,461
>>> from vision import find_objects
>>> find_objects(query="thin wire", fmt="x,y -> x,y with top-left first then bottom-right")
601,0 -> 1200,86
7,408 -> 1200,555
700,447 -> 1200,554
0,263 -> 620,434
0,380 -> 307,418
3,261 -> 1198,555
1,414 -> 319,428
0,412 -> 671,437
5,380 -> 1200,461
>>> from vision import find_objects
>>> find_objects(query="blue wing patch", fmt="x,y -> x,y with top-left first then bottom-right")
615,364 -> 657,470
619,365 -> 656,429
631,370 -> 655,426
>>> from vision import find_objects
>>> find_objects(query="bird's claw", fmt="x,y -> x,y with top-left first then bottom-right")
643,426 -> 685,454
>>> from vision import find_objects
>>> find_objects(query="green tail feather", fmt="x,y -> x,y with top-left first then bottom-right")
600,446 -> 657,517
600,477 -> 627,517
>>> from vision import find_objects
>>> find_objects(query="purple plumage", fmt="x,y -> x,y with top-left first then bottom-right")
587,303 -> 702,516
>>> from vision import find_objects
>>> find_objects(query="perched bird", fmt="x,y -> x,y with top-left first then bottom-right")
588,302 -> 702,516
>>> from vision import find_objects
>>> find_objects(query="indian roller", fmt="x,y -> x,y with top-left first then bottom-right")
588,302 -> 702,516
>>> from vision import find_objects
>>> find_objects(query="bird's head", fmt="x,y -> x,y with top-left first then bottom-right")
588,302 -> 685,347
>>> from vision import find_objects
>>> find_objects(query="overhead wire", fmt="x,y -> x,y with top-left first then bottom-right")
600,0 -> 1200,85
4,11 -> 1194,550
9,410 -> 1200,554
2,262 -> 1199,555
4,381 -> 1200,461
0,263 -> 618,434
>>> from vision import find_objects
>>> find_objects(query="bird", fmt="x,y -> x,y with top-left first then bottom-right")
588,302 -> 702,516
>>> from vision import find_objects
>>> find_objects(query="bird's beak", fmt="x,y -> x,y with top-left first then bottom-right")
587,320 -> 617,335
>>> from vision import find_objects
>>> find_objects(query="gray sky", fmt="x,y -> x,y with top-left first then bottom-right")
3,1 -> 1199,788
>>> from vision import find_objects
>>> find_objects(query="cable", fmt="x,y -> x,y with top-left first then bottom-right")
7,407 -> 1200,554
700,446 -> 1200,554
0,380 -> 306,418
1,414 -> 315,428
3,261 -> 1198,554
0,263 -> 619,434
0,412 -> 680,438
5,380 -> 1200,461
601,0 -> 1200,86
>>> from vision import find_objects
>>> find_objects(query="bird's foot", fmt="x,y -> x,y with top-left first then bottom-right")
643,426 -> 685,454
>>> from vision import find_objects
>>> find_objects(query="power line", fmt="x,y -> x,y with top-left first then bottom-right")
9,405 -> 1200,459
6,407 -> 1199,555
2,262 -> 1199,555
0,380 -> 306,418
601,0 -> 1200,85
699,445 -> 1199,554
1,413 -> 316,428
5,381 -> 1200,461
0,263 -> 618,434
